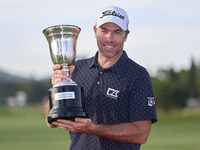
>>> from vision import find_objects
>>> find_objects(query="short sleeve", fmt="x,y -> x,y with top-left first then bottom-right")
129,68 -> 157,123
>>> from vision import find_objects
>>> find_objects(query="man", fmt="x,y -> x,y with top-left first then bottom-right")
45,6 -> 157,150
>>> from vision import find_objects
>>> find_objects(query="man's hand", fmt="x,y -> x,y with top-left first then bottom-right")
52,118 -> 94,133
46,119 -> 58,128
51,64 -> 75,85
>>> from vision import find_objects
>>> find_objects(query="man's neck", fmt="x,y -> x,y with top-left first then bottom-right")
97,50 -> 123,69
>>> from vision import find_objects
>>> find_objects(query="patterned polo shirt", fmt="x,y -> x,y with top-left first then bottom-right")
70,51 -> 157,150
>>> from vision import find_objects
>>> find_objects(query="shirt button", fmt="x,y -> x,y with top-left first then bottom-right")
97,81 -> 100,84
99,72 -> 103,74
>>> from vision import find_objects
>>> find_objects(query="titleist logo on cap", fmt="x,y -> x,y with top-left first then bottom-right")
100,10 -> 125,20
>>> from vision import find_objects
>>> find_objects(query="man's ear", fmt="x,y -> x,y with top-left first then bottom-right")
93,26 -> 97,38
124,30 -> 130,42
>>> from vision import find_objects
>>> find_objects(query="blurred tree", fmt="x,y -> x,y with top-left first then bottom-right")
19,79 -> 51,103
195,61 -> 200,97
169,68 -> 177,81
152,57 -> 200,111
0,77 -> 18,96
188,57 -> 197,97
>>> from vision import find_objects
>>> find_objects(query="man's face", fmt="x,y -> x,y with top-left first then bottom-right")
94,23 -> 128,59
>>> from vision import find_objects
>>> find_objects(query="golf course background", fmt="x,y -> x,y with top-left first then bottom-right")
0,107 -> 200,150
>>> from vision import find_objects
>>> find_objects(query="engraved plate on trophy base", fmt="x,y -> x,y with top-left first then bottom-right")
47,85 -> 87,123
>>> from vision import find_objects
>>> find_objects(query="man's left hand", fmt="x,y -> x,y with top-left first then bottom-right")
52,118 -> 94,133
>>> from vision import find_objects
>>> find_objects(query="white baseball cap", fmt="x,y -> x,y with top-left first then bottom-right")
95,6 -> 129,31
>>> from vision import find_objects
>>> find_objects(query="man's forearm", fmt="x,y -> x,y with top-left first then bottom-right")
90,120 -> 151,144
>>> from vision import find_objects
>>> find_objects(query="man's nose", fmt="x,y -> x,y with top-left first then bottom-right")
106,32 -> 114,42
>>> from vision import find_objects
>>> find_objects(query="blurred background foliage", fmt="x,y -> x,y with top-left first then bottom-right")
152,57 -> 200,112
0,57 -> 199,112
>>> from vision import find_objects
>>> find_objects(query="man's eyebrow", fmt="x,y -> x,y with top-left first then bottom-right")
100,27 -> 107,30
115,29 -> 123,32
100,27 -> 123,32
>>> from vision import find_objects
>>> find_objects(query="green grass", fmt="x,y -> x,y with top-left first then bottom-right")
0,108 -> 200,150
142,113 -> 200,150
0,111 -> 71,150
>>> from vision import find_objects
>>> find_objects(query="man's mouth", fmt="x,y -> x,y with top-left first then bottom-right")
104,45 -> 114,49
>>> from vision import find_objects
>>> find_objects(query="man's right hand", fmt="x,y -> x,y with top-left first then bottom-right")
51,64 -> 75,86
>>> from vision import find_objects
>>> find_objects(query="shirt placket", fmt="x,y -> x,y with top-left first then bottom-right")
94,68 -> 104,123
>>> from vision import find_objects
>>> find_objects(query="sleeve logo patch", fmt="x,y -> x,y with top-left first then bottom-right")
147,97 -> 155,107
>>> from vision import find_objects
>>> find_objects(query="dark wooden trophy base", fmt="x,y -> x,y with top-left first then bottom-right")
47,85 -> 87,123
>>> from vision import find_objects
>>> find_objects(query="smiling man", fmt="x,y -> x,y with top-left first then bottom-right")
45,6 -> 157,150
94,23 -> 127,68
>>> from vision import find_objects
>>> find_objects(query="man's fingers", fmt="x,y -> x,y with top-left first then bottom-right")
52,120 -> 73,131
52,77 -> 63,85
52,64 -> 62,71
53,70 -> 67,77
52,68 -> 67,85
51,64 -> 75,86
68,65 -> 75,78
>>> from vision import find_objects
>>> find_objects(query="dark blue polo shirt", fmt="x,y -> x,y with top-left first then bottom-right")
70,51 -> 157,150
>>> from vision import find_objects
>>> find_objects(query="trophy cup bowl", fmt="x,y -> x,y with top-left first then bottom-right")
43,25 -> 87,123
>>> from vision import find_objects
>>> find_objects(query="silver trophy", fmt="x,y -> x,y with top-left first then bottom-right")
43,25 -> 86,123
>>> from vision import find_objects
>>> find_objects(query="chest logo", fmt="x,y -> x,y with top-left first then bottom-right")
106,88 -> 120,99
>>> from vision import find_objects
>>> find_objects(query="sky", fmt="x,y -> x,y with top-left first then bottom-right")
0,0 -> 200,79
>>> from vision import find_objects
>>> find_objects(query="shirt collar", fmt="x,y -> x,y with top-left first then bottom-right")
89,51 -> 129,74
88,51 -> 99,68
